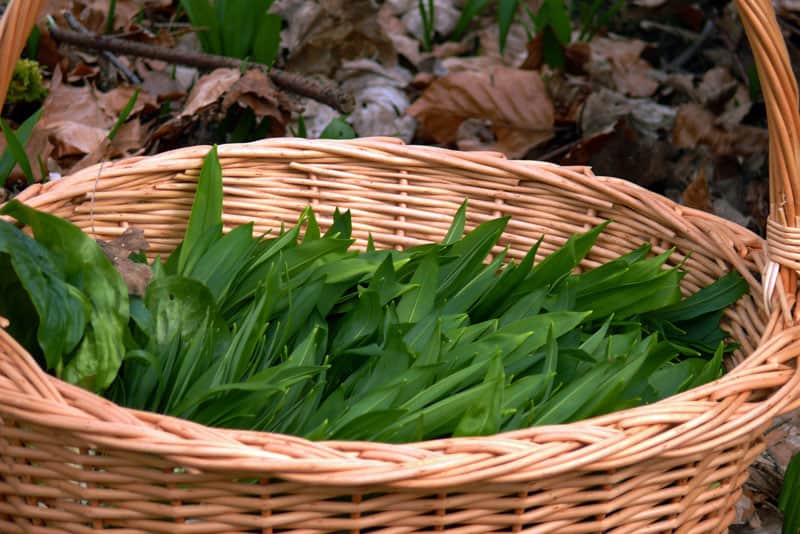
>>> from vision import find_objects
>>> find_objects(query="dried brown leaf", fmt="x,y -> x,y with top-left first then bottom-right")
673,103 -> 768,156
98,85 -> 158,119
180,68 -> 241,118
276,0 -> 396,76
682,168 -> 713,212
408,66 -> 554,158
98,228 -> 152,297
140,68 -> 186,101
588,37 -> 659,97
221,70 -> 293,135
697,67 -> 738,107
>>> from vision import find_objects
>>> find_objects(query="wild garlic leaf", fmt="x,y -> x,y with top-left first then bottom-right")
179,146 -> 223,274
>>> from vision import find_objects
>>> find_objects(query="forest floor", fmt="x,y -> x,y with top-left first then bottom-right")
2,0 -> 800,529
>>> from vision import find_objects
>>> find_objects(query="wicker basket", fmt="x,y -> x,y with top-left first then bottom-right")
2,0 -> 800,531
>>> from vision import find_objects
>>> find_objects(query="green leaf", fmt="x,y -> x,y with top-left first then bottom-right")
0,107 -> 41,181
519,222 -> 610,294
107,88 -> 139,142
397,250 -> 439,323
454,351 -> 505,436
179,146 -> 223,274
546,0 -> 572,44
473,239 -> 539,320
218,0 -> 255,59
649,271 -> 749,322
451,0 -> 490,40
1,201 -> 129,392
532,364 -> 609,425
180,0 -> 221,53
648,358 -> 707,400
497,0 -> 519,53
779,453 -> 800,534
540,325 -> 558,402
442,249 -> 506,315
438,216 -> 508,299
443,200 -> 468,245
0,221 -> 88,370
0,118 -> 35,184
253,13 -> 281,66
324,208 -> 353,240
320,117 -> 356,139
188,222 -> 256,302
332,289 -> 382,352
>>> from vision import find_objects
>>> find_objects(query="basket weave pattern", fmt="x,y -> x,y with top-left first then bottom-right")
1,0 -> 800,532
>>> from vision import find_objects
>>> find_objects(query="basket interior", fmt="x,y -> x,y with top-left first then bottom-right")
20,139 -> 769,369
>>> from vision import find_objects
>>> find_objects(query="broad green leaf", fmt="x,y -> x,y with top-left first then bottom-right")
649,271 -> 748,322
438,216 -> 508,299
382,380 -> 495,442
473,239 -> 540,320
320,117 -> 356,139
454,351 -> 504,436
451,0 -> 490,40
188,222 -> 256,302
540,325 -> 558,402
332,289 -> 382,352
397,251 -> 439,323
0,221 -> 88,369
253,13 -> 281,66
779,453 -> 800,534
2,201 -> 129,392
442,200 -> 468,245
648,358 -> 707,401
532,364 -> 609,425
180,0 -> 221,53
443,250 -> 506,315
323,208 -> 352,239
546,0 -> 572,44
498,0 -> 518,53
179,146 -> 223,274
518,222 -> 610,294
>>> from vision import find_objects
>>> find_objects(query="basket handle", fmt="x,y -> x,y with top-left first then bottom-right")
0,2 -> 799,289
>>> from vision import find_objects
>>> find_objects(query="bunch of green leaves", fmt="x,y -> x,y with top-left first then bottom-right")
0,146 -> 748,443
179,0 -> 281,66
111,148 -> 746,440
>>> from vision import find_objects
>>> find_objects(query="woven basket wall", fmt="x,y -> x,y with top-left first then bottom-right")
1,0 -> 800,532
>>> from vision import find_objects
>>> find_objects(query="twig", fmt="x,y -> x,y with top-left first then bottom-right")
664,20 -> 715,73
47,25 -> 355,114
640,20 -> 701,42
62,12 -> 142,85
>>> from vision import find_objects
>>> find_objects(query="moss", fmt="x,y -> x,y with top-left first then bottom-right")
6,59 -> 48,105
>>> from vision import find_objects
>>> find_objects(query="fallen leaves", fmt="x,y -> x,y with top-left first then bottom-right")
586,37 -> 659,97
153,68 -> 294,144
672,102 -> 768,157
408,66 -> 554,158
274,0 -> 397,76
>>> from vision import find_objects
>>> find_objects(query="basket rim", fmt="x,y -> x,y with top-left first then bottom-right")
2,137 -> 798,489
